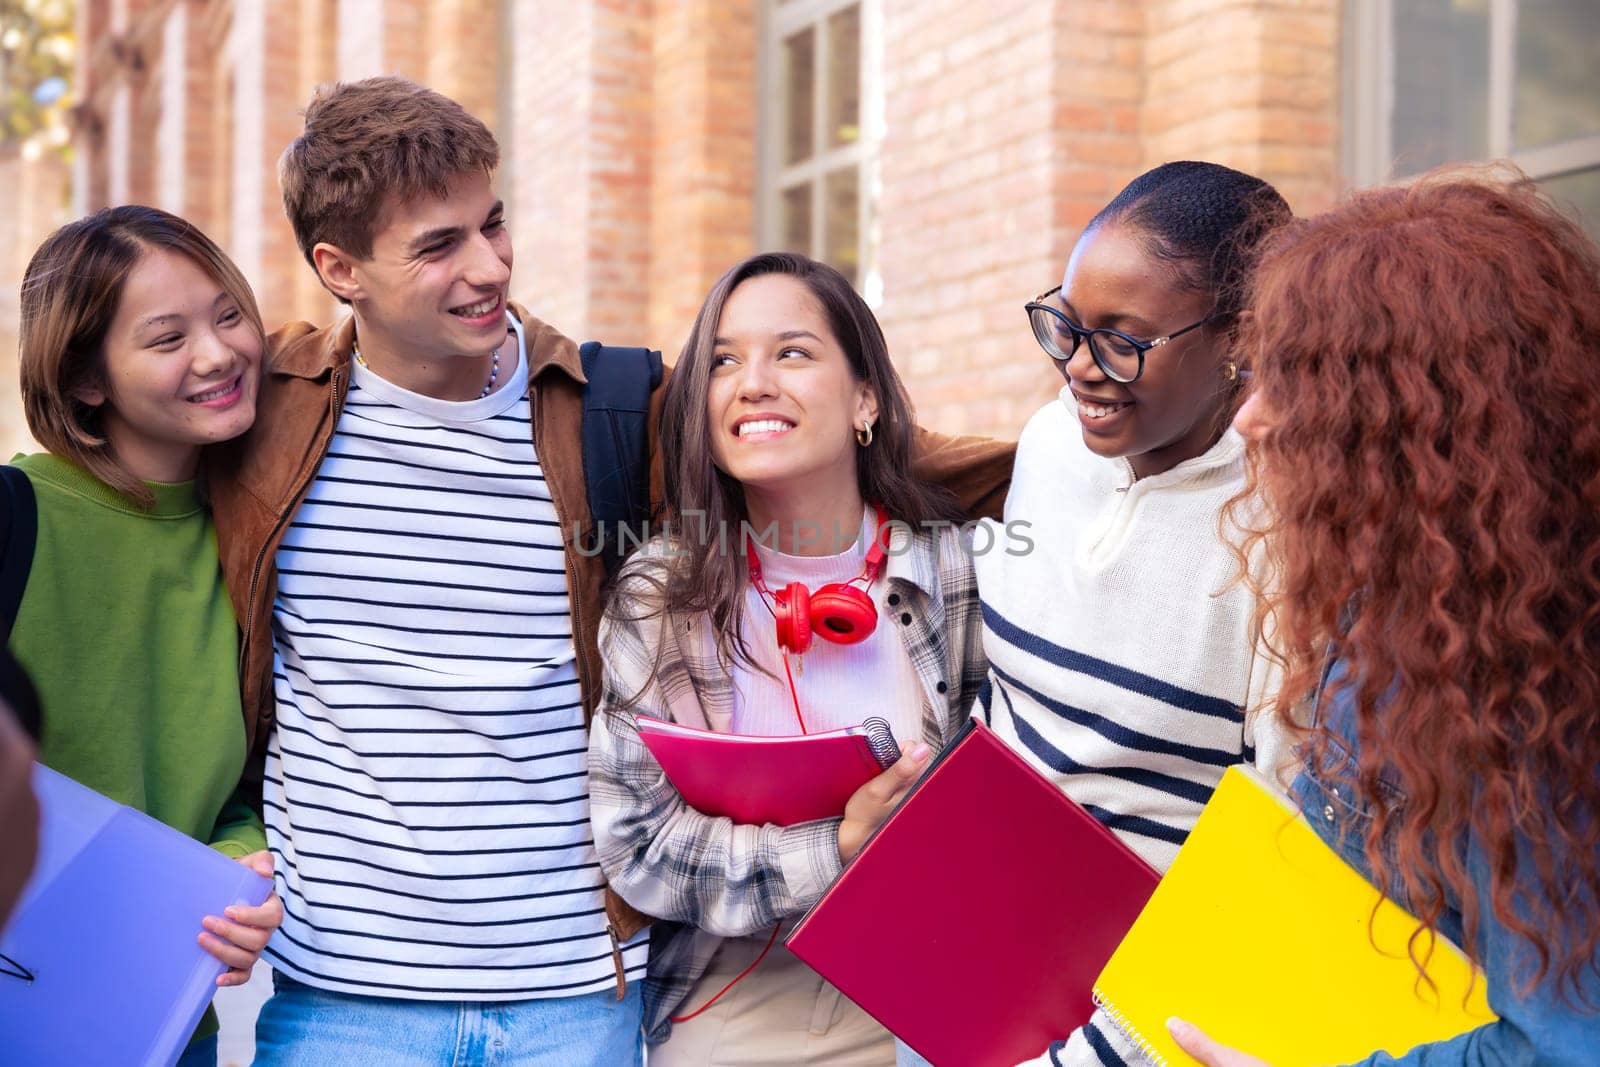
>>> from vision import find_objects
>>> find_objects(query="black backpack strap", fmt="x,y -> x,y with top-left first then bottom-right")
0,465 -> 36,649
579,342 -> 664,578
0,646 -> 41,743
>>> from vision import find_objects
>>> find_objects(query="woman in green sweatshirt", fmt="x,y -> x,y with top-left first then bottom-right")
11,205 -> 282,1067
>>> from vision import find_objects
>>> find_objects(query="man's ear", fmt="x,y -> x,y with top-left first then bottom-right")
312,242 -> 365,303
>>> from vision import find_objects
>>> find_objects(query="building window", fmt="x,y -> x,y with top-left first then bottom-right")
1345,0 -> 1600,237
761,0 -> 878,293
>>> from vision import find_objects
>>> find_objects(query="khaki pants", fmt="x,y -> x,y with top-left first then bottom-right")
651,930 -> 895,1066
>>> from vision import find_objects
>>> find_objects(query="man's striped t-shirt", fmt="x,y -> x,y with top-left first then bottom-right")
262,317 -> 648,999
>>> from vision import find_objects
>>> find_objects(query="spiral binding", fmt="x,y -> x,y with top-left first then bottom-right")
860,716 -> 902,768
0,950 -> 33,982
1090,986 -> 1168,1065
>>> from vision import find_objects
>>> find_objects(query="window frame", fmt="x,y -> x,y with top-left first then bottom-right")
1344,0 -> 1600,192
757,0 -> 881,289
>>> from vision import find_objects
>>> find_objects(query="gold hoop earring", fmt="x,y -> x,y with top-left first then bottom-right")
856,423 -> 874,447
1221,361 -> 1238,382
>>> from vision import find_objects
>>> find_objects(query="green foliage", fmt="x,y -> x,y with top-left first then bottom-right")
1,0 -> 74,148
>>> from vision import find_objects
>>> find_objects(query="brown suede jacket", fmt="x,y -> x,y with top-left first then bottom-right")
206,304 -> 1016,973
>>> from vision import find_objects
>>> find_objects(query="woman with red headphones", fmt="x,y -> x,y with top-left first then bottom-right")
588,252 -> 997,1065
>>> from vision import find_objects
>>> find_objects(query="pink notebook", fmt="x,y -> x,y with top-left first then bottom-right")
636,715 -> 901,826
786,718 -> 1161,1066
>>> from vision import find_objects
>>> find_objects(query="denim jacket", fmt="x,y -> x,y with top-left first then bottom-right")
1292,658 -> 1599,1065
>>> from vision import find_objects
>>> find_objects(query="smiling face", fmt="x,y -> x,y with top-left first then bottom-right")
706,273 -> 878,508
81,246 -> 262,482
327,169 -> 512,392
1053,221 -> 1233,478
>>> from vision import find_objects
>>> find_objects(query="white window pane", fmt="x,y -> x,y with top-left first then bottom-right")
826,4 -> 861,149
1513,0 -> 1600,151
1541,168 -> 1600,243
1391,0 -> 1489,175
824,165 -> 859,284
782,182 -> 813,254
783,28 -> 816,166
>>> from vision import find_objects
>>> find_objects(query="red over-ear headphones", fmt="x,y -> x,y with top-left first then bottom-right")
746,504 -> 890,656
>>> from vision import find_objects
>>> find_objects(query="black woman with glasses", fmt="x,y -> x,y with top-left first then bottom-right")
900,162 -> 1294,1067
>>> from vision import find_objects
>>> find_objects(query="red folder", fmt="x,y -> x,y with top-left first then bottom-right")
785,718 -> 1160,1066
637,715 -> 901,826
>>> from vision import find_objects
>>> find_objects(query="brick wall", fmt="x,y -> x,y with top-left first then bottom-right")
585,1 -> 654,343
1143,0 -> 1339,215
645,1 -> 758,359
425,0 -> 499,131
505,1 -> 653,345
876,0 -> 1130,437
0,151 -> 71,456
61,0 -> 1345,437
506,1 -> 598,337
336,0 -> 382,79
875,0 -> 1340,438
288,0 -> 339,322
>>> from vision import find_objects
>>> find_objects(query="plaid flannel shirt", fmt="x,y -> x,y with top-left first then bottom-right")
588,521 -> 988,1043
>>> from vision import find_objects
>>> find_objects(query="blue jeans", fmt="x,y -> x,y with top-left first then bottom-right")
895,1038 -> 934,1066
253,972 -> 643,1067
175,1033 -> 217,1067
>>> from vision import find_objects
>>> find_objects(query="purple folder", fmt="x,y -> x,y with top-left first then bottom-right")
0,764 -> 274,1067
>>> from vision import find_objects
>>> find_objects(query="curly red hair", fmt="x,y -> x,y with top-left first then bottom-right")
1235,168 -> 1600,999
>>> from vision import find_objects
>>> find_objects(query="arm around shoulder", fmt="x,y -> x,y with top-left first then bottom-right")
911,426 -> 1016,521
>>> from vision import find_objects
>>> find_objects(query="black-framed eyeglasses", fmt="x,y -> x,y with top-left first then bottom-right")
1024,285 -> 1215,383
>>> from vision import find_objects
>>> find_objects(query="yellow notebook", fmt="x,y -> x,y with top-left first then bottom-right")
1091,765 -> 1496,1065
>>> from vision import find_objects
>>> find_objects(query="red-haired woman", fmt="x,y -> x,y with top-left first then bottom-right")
1172,172 -> 1600,1063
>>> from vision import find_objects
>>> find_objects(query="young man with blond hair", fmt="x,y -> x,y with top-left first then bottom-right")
210,75 -> 1010,1064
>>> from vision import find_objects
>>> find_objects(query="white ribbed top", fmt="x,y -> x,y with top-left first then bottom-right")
730,507 -> 925,744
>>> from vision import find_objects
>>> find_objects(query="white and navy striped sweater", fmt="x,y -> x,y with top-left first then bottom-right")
972,390 -> 1283,1066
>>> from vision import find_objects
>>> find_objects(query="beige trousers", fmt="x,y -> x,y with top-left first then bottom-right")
650,929 -> 895,1066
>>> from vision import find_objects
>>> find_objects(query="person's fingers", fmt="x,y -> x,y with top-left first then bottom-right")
216,965 -> 253,988
899,742 -> 932,772
235,850 -> 275,879
1168,1018 -> 1224,1065
204,913 -> 273,952
870,743 -> 932,798
1167,1018 -> 1265,1067
224,892 -> 284,930
198,929 -> 259,971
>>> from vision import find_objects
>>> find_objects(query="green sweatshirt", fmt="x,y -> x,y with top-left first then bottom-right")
9,453 -> 265,1042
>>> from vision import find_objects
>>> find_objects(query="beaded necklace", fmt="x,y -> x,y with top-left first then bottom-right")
351,341 -> 500,399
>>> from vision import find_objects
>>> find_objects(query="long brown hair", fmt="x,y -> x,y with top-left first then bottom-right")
618,252 -> 960,676
18,205 -> 265,506
1234,168 -> 1600,1000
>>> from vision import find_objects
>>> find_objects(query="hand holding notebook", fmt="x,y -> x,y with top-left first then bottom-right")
0,764 -> 276,1067
836,739 -> 933,863
200,849 -> 282,986
636,714 -> 902,827
1090,765 -> 1495,1066
786,719 -> 1161,1066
